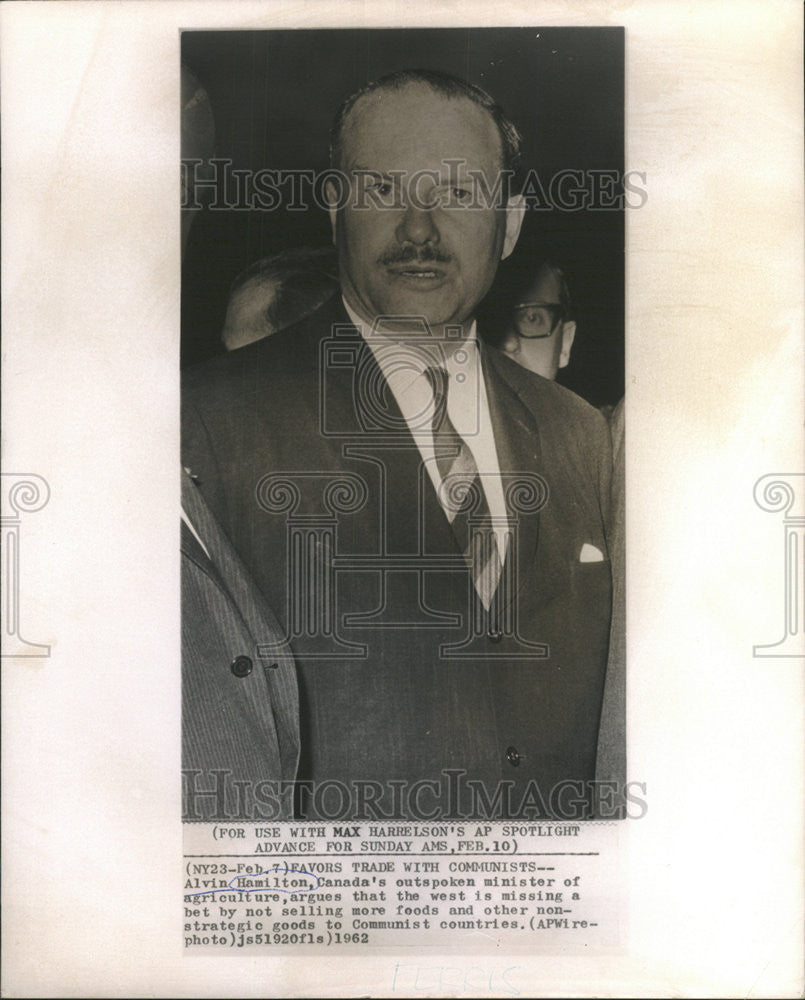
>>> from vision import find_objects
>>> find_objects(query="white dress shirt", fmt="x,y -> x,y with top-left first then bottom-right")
343,298 -> 510,556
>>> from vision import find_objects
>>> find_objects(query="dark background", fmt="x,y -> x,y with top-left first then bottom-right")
181,28 -> 624,407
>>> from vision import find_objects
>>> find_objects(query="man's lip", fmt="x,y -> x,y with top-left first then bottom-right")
386,264 -> 447,278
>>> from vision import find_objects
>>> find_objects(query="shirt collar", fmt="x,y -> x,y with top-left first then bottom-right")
342,296 -> 482,436
343,295 -> 478,379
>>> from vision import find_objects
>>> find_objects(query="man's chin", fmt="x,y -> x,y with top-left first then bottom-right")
369,293 -> 464,336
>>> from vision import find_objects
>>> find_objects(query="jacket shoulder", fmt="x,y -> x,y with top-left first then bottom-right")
184,307 -> 329,390
486,345 -> 607,435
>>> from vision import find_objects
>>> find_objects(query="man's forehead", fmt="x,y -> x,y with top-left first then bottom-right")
340,83 -> 503,171
527,267 -> 562,303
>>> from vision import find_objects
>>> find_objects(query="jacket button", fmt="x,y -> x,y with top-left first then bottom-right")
488,628 -> 503,643
506,746 -> 521,767
230,655 -> 253,678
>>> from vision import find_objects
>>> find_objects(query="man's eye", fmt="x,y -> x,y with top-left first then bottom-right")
428,186 -> 473,208
525,309 -> 549,328
369,180 -> 393,197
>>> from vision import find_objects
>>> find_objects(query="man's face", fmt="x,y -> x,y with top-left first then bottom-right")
328,83 -> 523,337
500,267 -> 576,380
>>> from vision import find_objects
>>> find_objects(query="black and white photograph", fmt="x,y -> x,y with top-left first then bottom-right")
180,29 -> 627,823
2,0 -> 802,995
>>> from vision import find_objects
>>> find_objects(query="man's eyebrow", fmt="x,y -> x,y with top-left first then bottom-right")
346,165 -> 479,189
349,164 -> 475,176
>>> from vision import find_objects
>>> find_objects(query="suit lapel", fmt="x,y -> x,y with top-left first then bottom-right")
182,468 -> 301,778
324,325 -> 544,612
179,472 -> 248,599
481,343 -> 542,609
181,497 -> 230,596
181,516 -> 212,571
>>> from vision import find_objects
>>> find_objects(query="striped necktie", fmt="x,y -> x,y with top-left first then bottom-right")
424,365 -> 503,609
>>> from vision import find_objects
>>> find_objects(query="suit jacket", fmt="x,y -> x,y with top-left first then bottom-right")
182,298 -> 612,819
181,468 -> 300,820
595,396 -> 626,813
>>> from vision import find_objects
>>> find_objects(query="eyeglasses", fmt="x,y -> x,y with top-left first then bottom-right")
511,301 -> 565,339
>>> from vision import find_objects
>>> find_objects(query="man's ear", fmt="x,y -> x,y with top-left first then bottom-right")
325,179 -> 339,244
501,193 -> 526,260
558,320 -> 576,369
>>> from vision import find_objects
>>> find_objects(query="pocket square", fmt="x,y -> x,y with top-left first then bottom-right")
579,542 -> 604,563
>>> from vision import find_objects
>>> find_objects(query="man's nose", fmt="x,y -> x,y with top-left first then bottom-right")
502,330 -> 520,354
396,202 -> 439,246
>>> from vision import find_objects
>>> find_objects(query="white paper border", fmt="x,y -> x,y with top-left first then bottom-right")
2,1 -> 802,996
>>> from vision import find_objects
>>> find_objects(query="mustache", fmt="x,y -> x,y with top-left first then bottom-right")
378,246 -> 452,267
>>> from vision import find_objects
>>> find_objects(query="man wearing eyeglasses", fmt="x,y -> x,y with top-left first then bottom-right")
478,259 -> 577,382
499,261 -> 577,381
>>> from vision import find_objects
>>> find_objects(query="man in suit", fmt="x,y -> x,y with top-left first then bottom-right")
181,70 -> 299,821
183,69 -> 612,820
479,257 -> 578,381
182,468 -> 300,820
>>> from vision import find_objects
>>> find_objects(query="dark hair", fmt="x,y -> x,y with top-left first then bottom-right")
225,246 -> 338,344
329,68 -> 523,191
